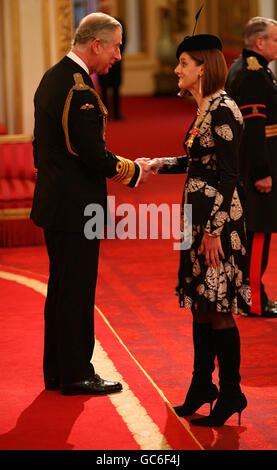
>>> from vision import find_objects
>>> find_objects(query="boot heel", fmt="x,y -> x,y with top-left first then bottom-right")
238,407 -> 245,425
191,392 -> 247,427
238,394 -> 247,425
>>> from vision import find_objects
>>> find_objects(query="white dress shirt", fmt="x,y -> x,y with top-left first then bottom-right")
67,50 -> 90,75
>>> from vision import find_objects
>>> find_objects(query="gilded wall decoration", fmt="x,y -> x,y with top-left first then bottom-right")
168,0 -> 188,35
55,0 -> 74,60
218,0 -> 258,48
12,0 -> 22,133
42,0 -> 51,70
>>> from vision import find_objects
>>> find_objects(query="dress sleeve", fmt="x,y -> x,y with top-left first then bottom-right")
158,155 -> 188,174
205,105 -> 241,236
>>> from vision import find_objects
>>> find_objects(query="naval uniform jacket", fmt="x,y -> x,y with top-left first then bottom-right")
226,49 -> 277,233
30,55 -> 140,233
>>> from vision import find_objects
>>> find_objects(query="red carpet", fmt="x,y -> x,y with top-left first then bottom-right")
1,97 -> 277,451
0,269 -> 200,451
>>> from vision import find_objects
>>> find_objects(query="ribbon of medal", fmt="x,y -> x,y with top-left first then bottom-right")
185,127 -> 200,148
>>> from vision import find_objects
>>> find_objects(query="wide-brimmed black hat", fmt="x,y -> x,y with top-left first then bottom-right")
176,34 -> 222,60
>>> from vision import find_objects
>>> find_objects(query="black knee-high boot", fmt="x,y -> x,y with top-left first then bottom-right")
174,322 -> 218,416
191,327 -> 247,426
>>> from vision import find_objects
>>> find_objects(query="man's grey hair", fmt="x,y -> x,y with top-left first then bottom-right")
243,17 -> 277,49
73,12 -> 122,46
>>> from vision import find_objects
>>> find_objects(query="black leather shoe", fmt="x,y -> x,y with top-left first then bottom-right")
263,303 -> 277,317
45,378 -> 60,391
242,300 -> 277,318
61,374 -> 122,396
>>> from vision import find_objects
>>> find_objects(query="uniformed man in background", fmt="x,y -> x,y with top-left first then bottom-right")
226,17 -> 277,317
98,0 -> 126,120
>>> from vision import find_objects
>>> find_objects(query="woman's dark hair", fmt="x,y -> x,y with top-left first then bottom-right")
188,48 -> 228,97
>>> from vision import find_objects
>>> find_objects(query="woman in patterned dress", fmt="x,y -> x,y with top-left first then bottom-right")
149,35 -> 250,426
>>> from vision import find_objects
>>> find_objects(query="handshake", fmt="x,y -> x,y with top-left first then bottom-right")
135,157 -> 164,184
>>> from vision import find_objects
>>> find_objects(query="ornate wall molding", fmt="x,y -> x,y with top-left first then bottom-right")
0,0 -> 7,126
42,0 -> 51,70
12,0 -> 23,133
217,0 -> 258,48
55,0 -> 74,60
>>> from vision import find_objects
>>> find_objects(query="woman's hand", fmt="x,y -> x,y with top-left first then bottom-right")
148,158 -> 164,174
135,158 -> 151,183
198,231 -> 225,268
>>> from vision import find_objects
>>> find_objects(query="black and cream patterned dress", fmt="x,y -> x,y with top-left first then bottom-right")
159,90 -> 251,315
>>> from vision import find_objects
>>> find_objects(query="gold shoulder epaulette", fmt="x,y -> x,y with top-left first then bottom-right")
72,73 -> 88,90
62,73 -> 108,156
246,56 -> 263,71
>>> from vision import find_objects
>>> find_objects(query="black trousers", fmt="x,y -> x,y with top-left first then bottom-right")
101,84 -> 120,119
43,229 -> 100,384
247,231 -> 271,315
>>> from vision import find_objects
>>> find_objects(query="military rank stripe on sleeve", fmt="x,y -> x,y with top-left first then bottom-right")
239,104 -> 267,120
112,156 -> 136,185
265,124 -> 277,138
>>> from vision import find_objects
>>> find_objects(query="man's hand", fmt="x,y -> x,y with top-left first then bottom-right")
254,176 -> 272,193
135,158 -> 151,183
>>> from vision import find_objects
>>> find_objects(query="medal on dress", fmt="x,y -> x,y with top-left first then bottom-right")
186,127 -> 200,148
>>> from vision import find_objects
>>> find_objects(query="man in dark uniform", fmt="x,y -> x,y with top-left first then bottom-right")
226,17 -> 277,317
31,12 -> 150,395
98,0 -> 125,120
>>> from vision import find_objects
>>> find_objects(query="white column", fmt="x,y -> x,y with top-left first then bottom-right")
259,0 -> 274,17
125,0 -> 142,54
